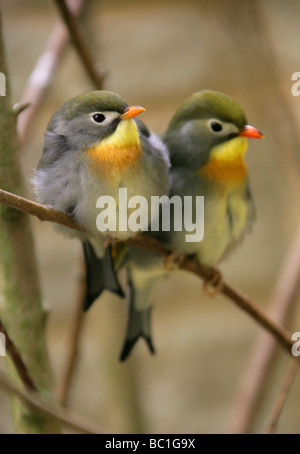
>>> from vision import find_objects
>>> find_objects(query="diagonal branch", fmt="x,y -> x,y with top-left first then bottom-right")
0,318 -> 37,391
226,222 -> 300,433
17,0 -> 85,142
56,265 -> 85,405
267,359 -> 299,434
0,189 -> 85,232
53,0 -> 104,89
0,9 -> 61,432
0,188 -> 298,358
0,369 -> 112,434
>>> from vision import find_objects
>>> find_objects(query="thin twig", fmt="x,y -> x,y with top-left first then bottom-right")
268,359 -> 299,434
0,188 -> 298,358
0,9 -> 61,432
13,102 -> 30,117
53,0 -> 104,89
51,0 -> 105,405
226,223 -> 300,433
56,265 -> 86,406
0,369 -> 111,434
181,257 -> 295,354
0,318 -> 37,391
17,0 -> 85,142
0,189 -> 85,232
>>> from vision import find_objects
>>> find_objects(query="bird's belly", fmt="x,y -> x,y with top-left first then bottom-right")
75,177 -> 110,236
75,167 -> 165,240
197,199 -> 231,266
198,192 -> 249,266
169,191 -> 249,267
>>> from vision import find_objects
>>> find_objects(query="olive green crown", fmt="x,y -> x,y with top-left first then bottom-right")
167,90 -> 247,132
48,90 -> 128,131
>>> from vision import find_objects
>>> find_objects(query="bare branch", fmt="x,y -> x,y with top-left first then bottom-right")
56,265 -> 85,406
0,369 -> 112,434
0,318 -> 37,391
17,0 -> 85,142
0,189 -> 85,232
0,188 -> 298,359
227,223 -> 300,433
53,0 -> 104,89
0,9 -> 60,432
13,102 -> 30,117
268,359 -> 299,434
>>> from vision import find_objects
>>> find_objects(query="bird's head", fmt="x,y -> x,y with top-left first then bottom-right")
46,90 -> 145,177
164,90 -> 263,169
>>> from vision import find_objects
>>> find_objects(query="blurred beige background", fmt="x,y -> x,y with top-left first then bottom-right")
0,0 -> 300,434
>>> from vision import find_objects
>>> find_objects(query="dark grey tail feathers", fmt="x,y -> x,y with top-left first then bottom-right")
119,279 -> 155,361
82,241 -> 124,312
119,323 -> 155,362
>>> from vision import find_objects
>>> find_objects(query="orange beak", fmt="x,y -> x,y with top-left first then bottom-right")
120,105 -> 145,120
239,125 -> 264,139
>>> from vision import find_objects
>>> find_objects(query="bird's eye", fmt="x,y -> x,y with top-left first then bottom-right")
92,113 -> 105,123
210,121 -> 223,132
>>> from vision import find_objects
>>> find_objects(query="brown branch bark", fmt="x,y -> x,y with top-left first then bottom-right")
0,369 -> 111,434
0,9 -> 61,433
0,318 -> 37,391
53,0 -> 104,89
0,188 -> 298,358
17,0 -> 85,142
268,359 -> 299,434
226,223 -> 300,434
56,264 -> 85,406
0,189 -> 85,232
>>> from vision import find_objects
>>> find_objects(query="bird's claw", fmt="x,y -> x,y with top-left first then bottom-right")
163,253 -> 185,271
203,269 -> 223,296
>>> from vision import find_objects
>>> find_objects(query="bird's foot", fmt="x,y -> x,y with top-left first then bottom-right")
103,236 -> 114,248
203,269 -> 223,296
163,252 -> 185,271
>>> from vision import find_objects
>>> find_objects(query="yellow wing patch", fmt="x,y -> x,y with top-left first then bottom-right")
87,119 -> 142,179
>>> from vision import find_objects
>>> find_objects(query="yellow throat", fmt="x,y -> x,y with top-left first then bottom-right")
199,136 -> 248,185
87,119 -> 142,179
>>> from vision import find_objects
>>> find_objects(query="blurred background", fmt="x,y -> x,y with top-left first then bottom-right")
0,0 -> 300,434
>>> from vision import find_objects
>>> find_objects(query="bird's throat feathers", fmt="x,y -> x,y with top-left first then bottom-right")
87,119 -> 142,178
199,137 -> 248,185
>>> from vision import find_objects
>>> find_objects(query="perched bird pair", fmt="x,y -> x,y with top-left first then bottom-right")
33,89 -> 263,361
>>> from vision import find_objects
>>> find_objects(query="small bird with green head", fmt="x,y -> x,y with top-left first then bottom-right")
121,89 -> 264,360
33,90 -> 170,311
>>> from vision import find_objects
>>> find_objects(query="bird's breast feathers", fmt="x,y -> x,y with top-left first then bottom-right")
199,137 -> 248,187
86,119 -> 142,180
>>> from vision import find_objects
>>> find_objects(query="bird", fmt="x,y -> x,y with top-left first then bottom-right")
120,89 -> 264,361
33,90 -> 170,312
